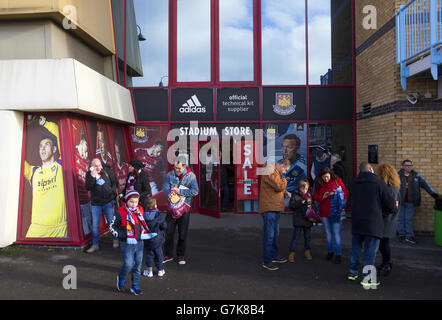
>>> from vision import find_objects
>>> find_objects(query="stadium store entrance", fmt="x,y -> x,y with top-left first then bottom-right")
131,86 -> 355,218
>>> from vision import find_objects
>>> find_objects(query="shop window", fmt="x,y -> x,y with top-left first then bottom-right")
308,122 -> 353,189
308,0 -> 353,85
130,125 -> 170,209
262,0 -> 306,85
132,0 -> 169,87
177,0 -> 211,82
219,0 -> 254,82
262,123 -> 308,198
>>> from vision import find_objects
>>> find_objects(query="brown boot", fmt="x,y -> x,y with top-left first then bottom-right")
86,245 -> 99,253
305,250 -> 312,261
288,251 -> 295,263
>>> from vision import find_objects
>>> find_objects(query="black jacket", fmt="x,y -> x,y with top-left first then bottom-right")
122,170 -> 151,204
289,190 -> 314,228
143,210 -> 167,250
85,165 -> 117,206
351,171 -> 395,239
382,185 -> 400,238
398,169 -> 436,206
332,161 -> 347,184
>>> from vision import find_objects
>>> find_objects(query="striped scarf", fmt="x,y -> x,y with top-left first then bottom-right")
125,205 -> 156,244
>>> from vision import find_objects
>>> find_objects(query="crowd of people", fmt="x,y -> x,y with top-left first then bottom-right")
84,157 -> 198,296
258,156 -> 439,289
83,147 -> 438,294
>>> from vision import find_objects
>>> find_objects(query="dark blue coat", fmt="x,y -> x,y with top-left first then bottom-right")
143,210 -> 167,250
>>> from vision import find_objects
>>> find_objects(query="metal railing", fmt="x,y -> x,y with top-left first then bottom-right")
396,0 -> 442,89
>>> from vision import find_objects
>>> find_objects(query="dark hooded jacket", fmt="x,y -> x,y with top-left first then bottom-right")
143,210 -> 167,250
351,171 -> 395,239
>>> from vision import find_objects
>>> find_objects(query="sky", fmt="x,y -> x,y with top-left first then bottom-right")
132,0 -> 342,87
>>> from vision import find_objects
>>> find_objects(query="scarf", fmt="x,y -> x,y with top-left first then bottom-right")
175,166 -> 190,181
96,169 -> 106,186
126,170 -> 139,191
125,204 -> 156,244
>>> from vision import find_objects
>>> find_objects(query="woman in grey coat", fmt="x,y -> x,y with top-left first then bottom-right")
377,163 -> 401,276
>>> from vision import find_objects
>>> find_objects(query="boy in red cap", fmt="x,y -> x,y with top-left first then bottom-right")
110,190 -> 157,296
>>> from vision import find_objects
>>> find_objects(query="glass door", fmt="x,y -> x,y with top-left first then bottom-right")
197,140 -> 221,218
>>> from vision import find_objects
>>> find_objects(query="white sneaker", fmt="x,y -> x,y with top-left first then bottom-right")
143,268 -> 153,278
158,269 -> 165,277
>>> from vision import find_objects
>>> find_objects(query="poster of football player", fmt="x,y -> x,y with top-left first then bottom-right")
131,125 -> 168,207
263,123 -> 308,206
95,123 -> 114,169
71,118 -> 92,236
20,114 -> 68,239
109,125 -> 130,197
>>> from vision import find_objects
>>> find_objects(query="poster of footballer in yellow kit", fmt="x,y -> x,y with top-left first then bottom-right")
20,114 -> 68,239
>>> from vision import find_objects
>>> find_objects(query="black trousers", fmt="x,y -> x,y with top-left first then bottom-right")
378,237 -> 391,266
164,211 -> 191,257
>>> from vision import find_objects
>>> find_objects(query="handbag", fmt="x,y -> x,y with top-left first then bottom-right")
305,206 -> 321,223
167,190 -> 191,220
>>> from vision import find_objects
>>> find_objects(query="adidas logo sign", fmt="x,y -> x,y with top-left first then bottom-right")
180,95 -> 206,113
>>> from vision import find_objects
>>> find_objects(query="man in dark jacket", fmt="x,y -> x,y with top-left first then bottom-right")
85,158 -> 118,252
120,159 -> 151,210
347,162 -> 395,288
397,160 -> 438,244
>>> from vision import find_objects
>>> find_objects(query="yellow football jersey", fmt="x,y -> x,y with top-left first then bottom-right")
23,120 -> 67,238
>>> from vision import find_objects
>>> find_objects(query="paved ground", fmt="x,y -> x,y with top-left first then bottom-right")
1,213 -> 442,304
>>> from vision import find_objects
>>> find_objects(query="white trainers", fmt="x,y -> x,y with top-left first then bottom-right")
86,245 -> 99,253
158,269 -> 165,277
143,268 -> 153,278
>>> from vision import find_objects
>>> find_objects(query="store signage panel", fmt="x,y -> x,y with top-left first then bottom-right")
262,87 -> 307,121
216,87 -> 260,121
309,87 -> 353,121
171,88 -> 214,121
133,89 -> 169,122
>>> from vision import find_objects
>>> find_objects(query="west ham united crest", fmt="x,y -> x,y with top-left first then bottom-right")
273,92 -> 296,116
132,126 -> 149,144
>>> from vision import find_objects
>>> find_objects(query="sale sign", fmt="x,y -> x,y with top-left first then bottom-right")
235,140 -> 258,200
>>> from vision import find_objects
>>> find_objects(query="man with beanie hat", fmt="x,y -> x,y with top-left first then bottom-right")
311,148 -> 331,182
120,159 -> 151,211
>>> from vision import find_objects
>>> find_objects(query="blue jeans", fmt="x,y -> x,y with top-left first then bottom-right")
145,246 -> 164,270
289,227 -> 311,251
322,217 -> 342,255
118,241 -> 144,287
397,202 -> 415,238
91,201 -> 116,246
80,201 -> 92,236
349,234 -> 380,277
262,211 -> 281,264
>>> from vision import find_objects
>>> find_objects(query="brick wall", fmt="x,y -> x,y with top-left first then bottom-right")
355,0 -> 442,233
